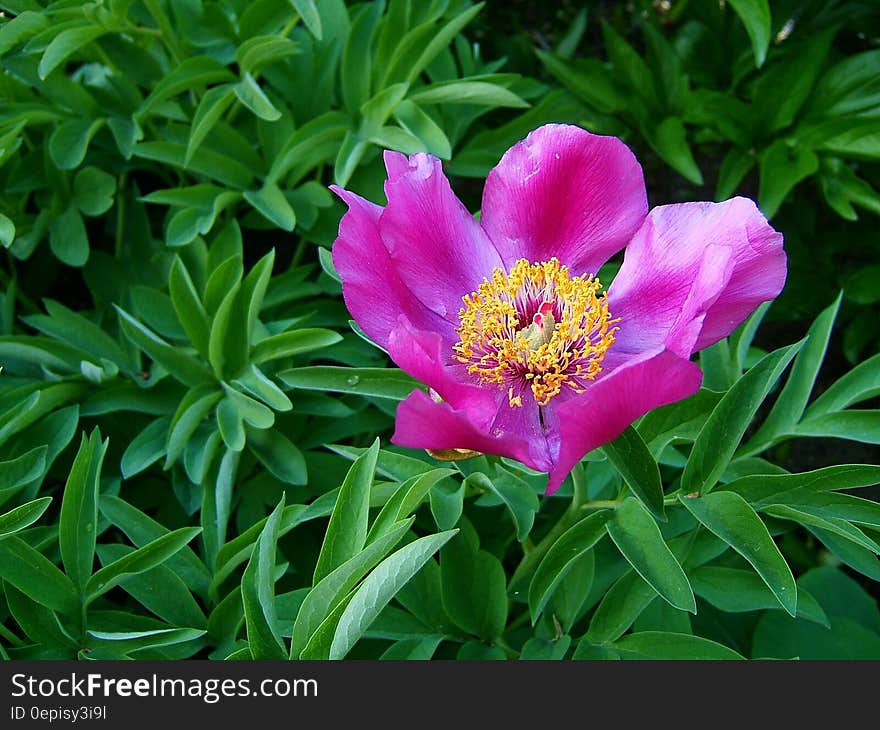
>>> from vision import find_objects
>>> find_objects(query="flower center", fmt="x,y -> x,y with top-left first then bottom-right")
453,258 -> 617,408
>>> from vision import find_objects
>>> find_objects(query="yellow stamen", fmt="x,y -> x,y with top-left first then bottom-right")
454,258 -> 617,407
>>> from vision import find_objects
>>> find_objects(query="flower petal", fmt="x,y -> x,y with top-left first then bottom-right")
380,151 -> 503,323
387,315 -> 495,420
330,187 -> 456,349
608,197 -> 787,360
481,123 -> 648,274
388,314 -> 554,472
392,389 -> 554,474
545,349 -> 703,494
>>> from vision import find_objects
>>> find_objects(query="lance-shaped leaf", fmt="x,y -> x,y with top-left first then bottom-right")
607,498 -> 695,613
679,491 -> 797,616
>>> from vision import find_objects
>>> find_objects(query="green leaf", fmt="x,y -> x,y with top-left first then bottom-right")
0,213 -> 14,248
120,416 -> 170,478
727,0 -> 772,67
380,637 -> 444,660
758,139 -> 819,218
96,544 -> 206,630
85,527 -> 202,603
408,80 -> 528,108
650,117 -> 702,184
366,469 -> 455,545
550,550 -> 595,633
520,636 -> 572,660
679,491 -> 797,616
72,166 -> 116,217
59,429 -> 107,595
225,249 -> 274,378
341,1 -> 384,113
806,353 -> 880,417
236,35 -> 299,75
0,11 -> 48,56
233,365 -> 292,412
468,467 -> 539,542
393,99 -> 452,158
168,257 -> 210,360
794,410 -> 880,445
222,385 -> 274,429
242,496 -> 287,660
313,439 -> 379,584
116,306 -> 215,387
762,504 -> 880,554
0,446 -> 47,496
601,426 -> 665,520
290,519 -> 413,659
755,29 -> 835,135
0,496 -> 52,538
333,131 -> 369,189
381,3 -> 483,88
185,84 -> 236,166
252,328 -> 342,364
606,498 -> 695,613
681,341 -> 803,495
234,73 -> 281,121
216,396 -> 245,452
0,537 -> 79,615
328,530 -> 457,659
207,282 -> 241,379
586,569 -> 657,643
38,24 -> 107,79
278,366 -> 419,400
24,299 -> 127,367
165,386 -> 222,467
716,148 -> 756,200
48,118 -> 104,170
429,478 -> 464,531
721,464 -> 880,506
440,523 -> 508,640
744,294 -> 841,452
97,496 -> 210,597
138,57 -> 235,116
243,182 -> 296,230
529,510 -> 611,622
49,205 -> 89,267
290,0 -> 322,39
691,566 -> 828,626
247,427 -> 307,486
602,21 -> 657,108
614,631 -> 744,660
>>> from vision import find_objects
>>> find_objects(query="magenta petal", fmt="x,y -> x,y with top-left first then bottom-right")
330,186 -> 456,349
380,151 -> 503,323
608,197 -> 787,360
545,349 -> 703,494
388,314 -> 554,471
392,390 -> 554,474
387,316 -> 495,421
481,124 -> 648,274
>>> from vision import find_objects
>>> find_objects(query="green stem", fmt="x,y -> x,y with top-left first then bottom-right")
0,622 -> 24,647
143,0 -> 182,64
508,464 -> 589,592
114,173 -> 127,259
494,637 -> 519,660
509,476 -> 683,593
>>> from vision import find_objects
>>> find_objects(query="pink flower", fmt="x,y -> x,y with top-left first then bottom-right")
331,124 -> 786,493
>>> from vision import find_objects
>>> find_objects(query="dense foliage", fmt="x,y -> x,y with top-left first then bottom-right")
0,0 -> 878,660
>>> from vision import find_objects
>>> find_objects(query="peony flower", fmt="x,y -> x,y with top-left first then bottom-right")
331,124 -> 786,493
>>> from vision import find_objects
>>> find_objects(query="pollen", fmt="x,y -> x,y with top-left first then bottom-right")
453,258 -> 617,407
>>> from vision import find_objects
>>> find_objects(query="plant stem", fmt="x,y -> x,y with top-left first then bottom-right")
508,464 -> 589,593
509,473 -> 684,594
